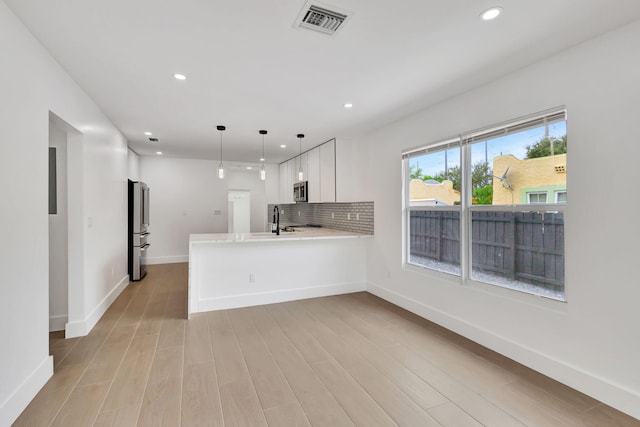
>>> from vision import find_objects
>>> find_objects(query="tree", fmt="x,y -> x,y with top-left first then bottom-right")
411,161 -> 493,203
422,175 -> 444,183
435,166 -> 460,191
409,164 -> 423,179
526,135 -> 567,159
473,185 -> 493,205
434,161 -> 492,192
471,161 -> 492,190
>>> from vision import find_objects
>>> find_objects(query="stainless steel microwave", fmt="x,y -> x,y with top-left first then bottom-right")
293,181 -> 308,202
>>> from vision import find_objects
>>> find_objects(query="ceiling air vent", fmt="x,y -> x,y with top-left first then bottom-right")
294,1 -> 351,36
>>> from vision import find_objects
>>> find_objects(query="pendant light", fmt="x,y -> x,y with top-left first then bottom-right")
297,133 -> 304,181
217,125 -> 225,179
259,130 -> 267,181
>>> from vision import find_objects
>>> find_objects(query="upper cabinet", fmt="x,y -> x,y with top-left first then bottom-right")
307,147 -> 321,203
279,160 -> 294,204
279,138 -> 336,203
334,138 -> 361,202
298,151 -> 308,183
278,161 -> 287,204
319,140 -> 336,202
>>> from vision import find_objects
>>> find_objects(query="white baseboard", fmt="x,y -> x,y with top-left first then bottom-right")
198,282 -> 366,313
143,255 -> 188,265
49,314 -> 67,332
366,281 -> 640,421
65,274 -> 129,338
0,355 -> 53,426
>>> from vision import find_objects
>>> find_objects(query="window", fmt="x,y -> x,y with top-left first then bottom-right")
405,143 -> 462,276
527,192 -> 548,204
555,191 -> 567,203
404,108 -> 567,301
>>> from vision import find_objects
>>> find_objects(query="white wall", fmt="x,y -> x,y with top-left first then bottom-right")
228,190 -> 251,233
48,124 -> 68,332
0,2 -> 130,424
139,156 -> 279,264
362,21 -> 640,418
127,148 -> 140,181
227,166 -> 274,233
335,138 -> 368,202
264,164 -> 280,204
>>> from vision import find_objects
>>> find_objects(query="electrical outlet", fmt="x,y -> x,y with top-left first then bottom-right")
281,210 -> 285,215
249,273 -> 255,283
347,213 -> 351,220
298,211 -> 301,216
356,213 -> 360,221
331,212 -> 335,219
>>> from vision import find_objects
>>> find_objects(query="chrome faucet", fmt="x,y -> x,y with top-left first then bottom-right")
272,205 -> 280,235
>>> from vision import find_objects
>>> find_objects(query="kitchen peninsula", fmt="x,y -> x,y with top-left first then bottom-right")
188,226 -> 372,316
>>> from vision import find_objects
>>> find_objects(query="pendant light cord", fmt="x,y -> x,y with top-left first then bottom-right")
216,125 -> 226,175
298,134 -> 302,170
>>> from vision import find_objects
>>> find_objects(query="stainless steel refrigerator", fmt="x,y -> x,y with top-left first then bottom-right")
128,180 -> 150,281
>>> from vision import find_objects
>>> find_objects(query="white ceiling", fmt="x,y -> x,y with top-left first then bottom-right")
6,0 -> 640,164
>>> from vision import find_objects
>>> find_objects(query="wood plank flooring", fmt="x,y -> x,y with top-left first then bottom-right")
15,263 -> 640,426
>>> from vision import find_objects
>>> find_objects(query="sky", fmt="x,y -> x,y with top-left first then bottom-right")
410,122 -> 566,177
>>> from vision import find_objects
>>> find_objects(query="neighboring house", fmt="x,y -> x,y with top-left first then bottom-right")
409,179 -> 460,206
492,154 -> 567,205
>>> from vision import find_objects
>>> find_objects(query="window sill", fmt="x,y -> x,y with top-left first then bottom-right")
402,261 -> 568,313
403,262 -> 462,286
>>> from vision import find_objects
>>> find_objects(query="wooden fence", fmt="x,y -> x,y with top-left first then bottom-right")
409,210 -> 564,289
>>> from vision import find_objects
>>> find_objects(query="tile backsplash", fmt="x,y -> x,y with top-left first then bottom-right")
267,202 -> 374,234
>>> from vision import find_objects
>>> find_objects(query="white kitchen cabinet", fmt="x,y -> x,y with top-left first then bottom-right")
320,140 -> 336,202
298,151 -> 308,182
307,147 -> 321,203
287,158 -> 297,200
278,162 -> 287,203
279,139 -> 336,203
279,161 -> 292,204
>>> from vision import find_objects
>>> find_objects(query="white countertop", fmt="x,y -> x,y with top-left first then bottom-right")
190,227 -> 372,244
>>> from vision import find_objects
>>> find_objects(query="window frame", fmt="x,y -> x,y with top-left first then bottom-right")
402,107 -> 567,302
527,192 -> 548,204
403,138 -> 463,278
555,190 -> 567,204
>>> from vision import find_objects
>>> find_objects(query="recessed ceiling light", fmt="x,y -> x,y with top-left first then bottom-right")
173,73 -> 187,80
280,144 -> 287,148
156,151 -> 163,155
246,166 -> 253,170
144,131 -> 152,136
480,7 -> 502,21
259,157 -> 265,161
344,103 -> 353,109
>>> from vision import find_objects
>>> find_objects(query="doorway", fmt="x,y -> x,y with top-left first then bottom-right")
228,190 -> 251,233
48,112 -> 84,343
48,120 -> 69,333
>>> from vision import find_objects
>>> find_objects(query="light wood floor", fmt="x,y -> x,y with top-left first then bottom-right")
15,263 -> 640,427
